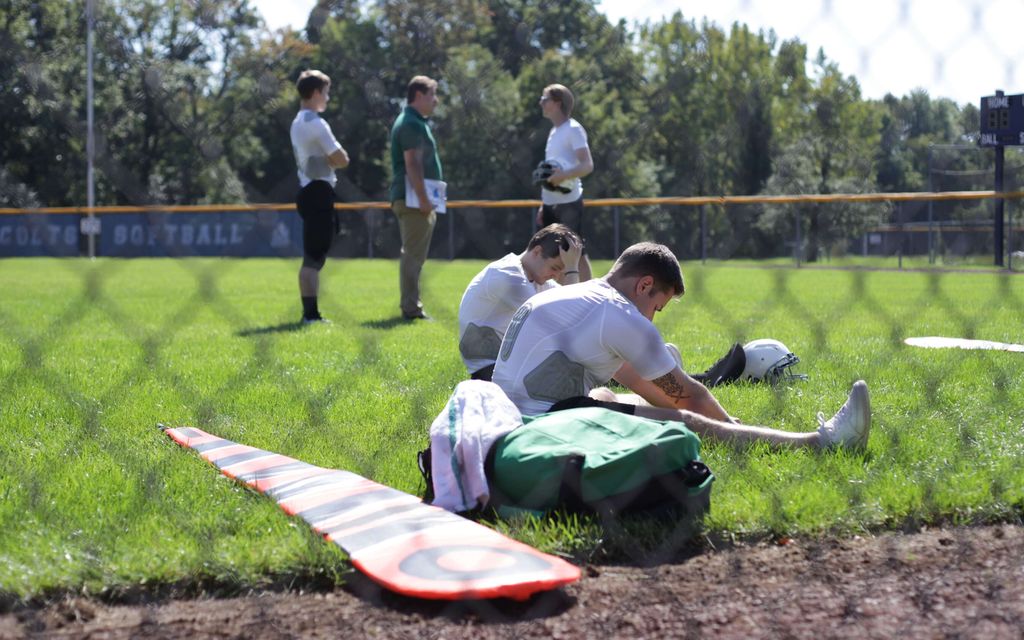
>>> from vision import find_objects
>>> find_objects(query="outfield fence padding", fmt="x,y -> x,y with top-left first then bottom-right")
2,192 -> 1022,270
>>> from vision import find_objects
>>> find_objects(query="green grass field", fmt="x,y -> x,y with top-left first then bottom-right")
1,258 -> 1023,603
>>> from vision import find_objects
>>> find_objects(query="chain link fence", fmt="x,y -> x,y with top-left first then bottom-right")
2,0 -> 1024,630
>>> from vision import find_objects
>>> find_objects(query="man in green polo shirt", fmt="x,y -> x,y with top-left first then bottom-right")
390,75 -> 442,320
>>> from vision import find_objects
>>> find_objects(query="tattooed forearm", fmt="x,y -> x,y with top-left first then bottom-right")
651,372 -> 692,402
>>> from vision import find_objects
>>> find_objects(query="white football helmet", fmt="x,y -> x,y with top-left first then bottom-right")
740,339 -> 807,384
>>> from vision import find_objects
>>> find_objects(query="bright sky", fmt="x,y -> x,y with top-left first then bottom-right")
254,0 -> 1024,106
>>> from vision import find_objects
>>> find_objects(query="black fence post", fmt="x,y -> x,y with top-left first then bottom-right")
898,201 -> 904,270
613,206 -> 620,258
995,144 -> 1005,266
1008,198 -> 1015,271
794,208 -> 802,268
366,209 -> 374,258
700,205 -> 707,264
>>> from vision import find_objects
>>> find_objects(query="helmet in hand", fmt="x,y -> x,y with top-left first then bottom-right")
532,160 -> 571,193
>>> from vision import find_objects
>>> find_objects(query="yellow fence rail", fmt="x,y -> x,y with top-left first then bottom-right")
3,190 -> 1024,215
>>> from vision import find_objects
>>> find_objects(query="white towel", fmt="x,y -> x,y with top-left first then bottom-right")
429,380 -> 522,512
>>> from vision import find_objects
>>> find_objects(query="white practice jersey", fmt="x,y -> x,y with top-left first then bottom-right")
541,118 -> 589,205
290,109 -> 343,187
458,253 -> 558,375
492,278 -> 677,415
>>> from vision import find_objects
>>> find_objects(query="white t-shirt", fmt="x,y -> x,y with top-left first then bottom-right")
492,279 -> 678,415
290,109 -> 343,188
541,118 -> 589,205
458,253 -> 559,375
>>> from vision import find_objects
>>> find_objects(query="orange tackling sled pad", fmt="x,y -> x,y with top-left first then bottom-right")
162,425 -> 580,601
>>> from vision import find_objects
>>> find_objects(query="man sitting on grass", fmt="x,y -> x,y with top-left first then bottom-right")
458,224 -> 582,381
491,242 -> 870,450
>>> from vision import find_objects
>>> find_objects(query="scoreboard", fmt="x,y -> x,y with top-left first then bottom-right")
979,93 -> 1024,146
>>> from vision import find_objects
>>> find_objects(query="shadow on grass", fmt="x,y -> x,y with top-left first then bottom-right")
360,316 -> 412,330
235,321 -> 305,337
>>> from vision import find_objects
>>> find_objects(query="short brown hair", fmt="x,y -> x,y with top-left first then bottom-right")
544,84 -> 574,117
407,75 -> 438,104
296,69 -> 330,100
527,224 -> 580,259
608,242 -> 685,296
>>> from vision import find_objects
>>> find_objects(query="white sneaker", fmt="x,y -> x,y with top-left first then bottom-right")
817,380 -> 871,449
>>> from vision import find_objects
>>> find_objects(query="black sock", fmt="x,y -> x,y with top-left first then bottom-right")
301,296 -> 320,319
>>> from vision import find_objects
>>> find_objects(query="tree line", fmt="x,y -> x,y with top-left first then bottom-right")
0,0 -> 1009,260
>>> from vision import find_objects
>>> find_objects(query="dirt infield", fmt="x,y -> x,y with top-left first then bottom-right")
3,524 -> 1023,639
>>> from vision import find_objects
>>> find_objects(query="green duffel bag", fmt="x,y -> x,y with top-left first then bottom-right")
487,406 -> 714,517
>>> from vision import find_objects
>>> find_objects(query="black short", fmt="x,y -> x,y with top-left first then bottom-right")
541,197 -> 586,247
296,180 -> 337,269
547,396 -> 636,416
470,364 -> 495,382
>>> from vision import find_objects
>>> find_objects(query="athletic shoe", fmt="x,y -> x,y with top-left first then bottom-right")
817,380 -> 871,449
699,342 -> 746,388
301,316 -> 330,325
402,310 -> 432,321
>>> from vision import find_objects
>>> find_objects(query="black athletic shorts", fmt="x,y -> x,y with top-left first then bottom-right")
547,395 -> 636,416
470,364 -> 495,382
296,180 -> 337,269
541,197 -> 586,249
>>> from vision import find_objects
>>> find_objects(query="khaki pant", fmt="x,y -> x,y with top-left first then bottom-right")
392,200 -> 436,316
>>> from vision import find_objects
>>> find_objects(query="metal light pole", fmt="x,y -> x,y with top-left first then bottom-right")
926,145 -> 934,264
86,0 -> 96,258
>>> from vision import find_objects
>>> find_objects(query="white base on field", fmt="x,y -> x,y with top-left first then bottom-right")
904,337 -> 1024,353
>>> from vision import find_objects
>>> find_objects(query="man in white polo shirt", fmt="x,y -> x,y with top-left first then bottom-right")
458,224 -> 582,381
491,242 -> 872,451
